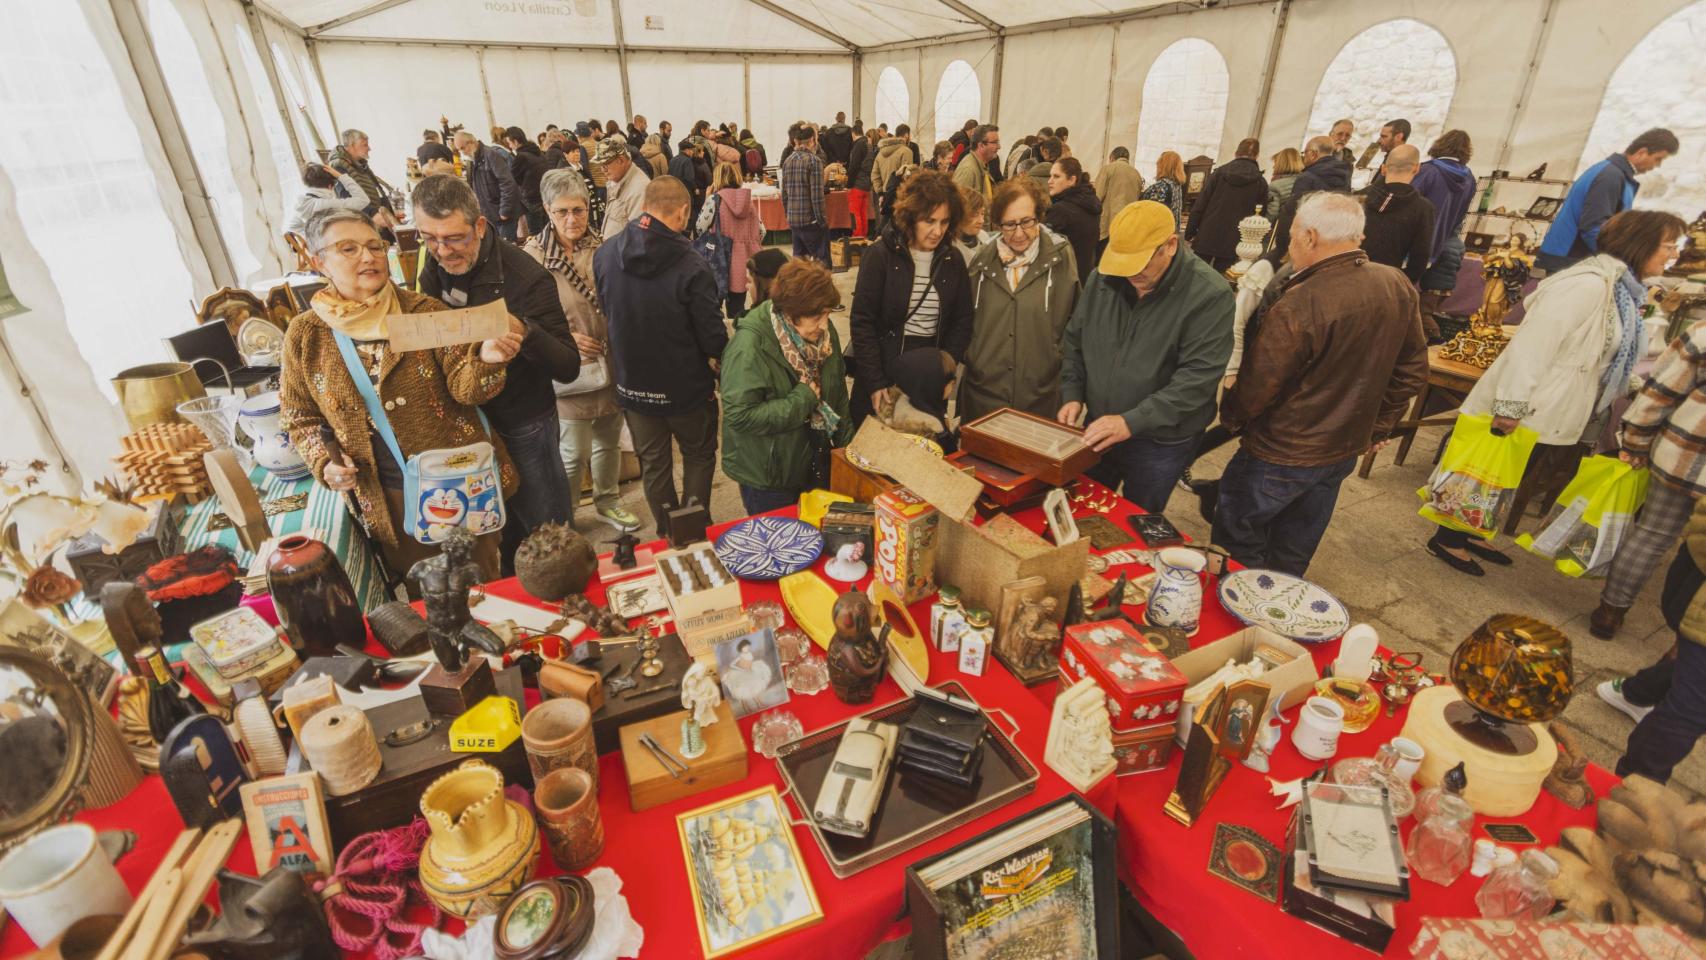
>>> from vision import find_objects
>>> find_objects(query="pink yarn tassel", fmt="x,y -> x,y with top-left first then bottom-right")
321,818 -> 442,960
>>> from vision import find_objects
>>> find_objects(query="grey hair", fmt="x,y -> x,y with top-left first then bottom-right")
540,168 -> 589,208
1293,191 -> 1365,244
1304,136 -> 1335,159
411,173 -> 481,225
303,207 -> 376,252
340,128 -> 366,147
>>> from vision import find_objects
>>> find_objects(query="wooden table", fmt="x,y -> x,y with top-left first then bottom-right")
753,190 -> 852,234
1358,344 -> 1487,478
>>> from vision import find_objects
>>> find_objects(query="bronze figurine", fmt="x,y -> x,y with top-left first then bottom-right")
408,527 -> 505,672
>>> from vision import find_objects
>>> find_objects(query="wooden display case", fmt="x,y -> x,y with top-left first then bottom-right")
958,408 -> 1100,487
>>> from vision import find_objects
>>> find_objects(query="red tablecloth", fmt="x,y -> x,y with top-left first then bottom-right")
754,190 -> 852,233
12,485 -> 1614,960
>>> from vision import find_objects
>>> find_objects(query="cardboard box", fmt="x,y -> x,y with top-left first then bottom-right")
655,542 -> 741,627
1060,619 -> 1188,732
1170,625 -> 1320,716
874,488 -> 940,604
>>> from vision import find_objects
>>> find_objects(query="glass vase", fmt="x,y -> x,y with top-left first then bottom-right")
1405,790 -> 1474,885
1475,849 -> 1559,920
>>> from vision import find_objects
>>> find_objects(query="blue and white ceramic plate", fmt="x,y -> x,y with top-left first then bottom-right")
1217,569 -> 1350,643
715,516 -> 826,581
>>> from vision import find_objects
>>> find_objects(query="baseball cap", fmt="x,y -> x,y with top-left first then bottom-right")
591,134 -> 630,165
1098,200 -> 1177,277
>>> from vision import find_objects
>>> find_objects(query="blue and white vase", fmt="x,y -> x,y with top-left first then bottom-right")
238,391 -> 310,482
1145,547 -> 1206,636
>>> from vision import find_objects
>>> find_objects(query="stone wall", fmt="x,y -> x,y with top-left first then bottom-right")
1304,18 -> 1456,160
1133,38 -> 1230,173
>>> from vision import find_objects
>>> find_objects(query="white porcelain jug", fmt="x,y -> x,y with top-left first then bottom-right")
1145,547 -> 1206,636
238,391 -> 310,481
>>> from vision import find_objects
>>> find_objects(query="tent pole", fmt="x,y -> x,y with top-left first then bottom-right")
306,38 -> 339,135
110,0 -> 238,288
990,34 -> 1005,125
241,1 -> 309,168
852,53 -> 863,124
1101,24 -> 1119,163
476,47 -> 495,131
1494,0 -> 1560,171
610,0 -> 634,121
1247,0 -> 1289,141
743,56 -> 752,133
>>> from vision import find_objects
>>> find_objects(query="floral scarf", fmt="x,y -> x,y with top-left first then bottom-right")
1600,268 -> 1646,413
310,281 -> 398,341
773,309 -> 841,436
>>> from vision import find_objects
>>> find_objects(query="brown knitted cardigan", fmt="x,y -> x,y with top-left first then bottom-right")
280,285 -> 519,548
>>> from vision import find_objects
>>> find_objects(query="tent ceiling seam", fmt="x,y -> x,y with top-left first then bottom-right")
306,0 -> 416,37
739,0 -> 859,51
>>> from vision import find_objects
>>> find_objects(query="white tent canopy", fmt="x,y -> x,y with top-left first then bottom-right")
2,0 -> 1704,490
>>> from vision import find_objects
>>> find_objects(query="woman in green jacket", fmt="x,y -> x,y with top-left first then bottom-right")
720,259 -> 854,514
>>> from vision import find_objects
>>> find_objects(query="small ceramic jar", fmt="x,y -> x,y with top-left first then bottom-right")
0,824 -> 132,948
1291,696 -> 1346,761
932,586 -> 965,653
521,697 -> 597,789
533,767 -> 604,872
957,608 -> 992,676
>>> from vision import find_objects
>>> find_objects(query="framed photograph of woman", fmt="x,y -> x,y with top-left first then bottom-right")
714,627 -> 790,718
677,786 -> 823,957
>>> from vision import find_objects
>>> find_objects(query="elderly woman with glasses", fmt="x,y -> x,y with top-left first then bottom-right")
958,177 -> 1081,422
522,169 -> 642,534
280,208 -> 524,582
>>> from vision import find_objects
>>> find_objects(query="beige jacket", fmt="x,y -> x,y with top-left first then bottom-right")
1094,159 -> 1146,239
522,231 -> 618,422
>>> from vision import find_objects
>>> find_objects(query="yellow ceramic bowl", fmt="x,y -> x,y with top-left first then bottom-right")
868,579 -> 929,687
779,570 -> 841,650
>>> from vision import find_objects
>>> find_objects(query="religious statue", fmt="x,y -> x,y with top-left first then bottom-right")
1439,234 -> 1535,368
1010,595 -> 1062,674
827,588 -> 886,704
1045,677 -> 1115,792
407,527 -> 505,672
679,661 -> 721,760
1669,209 -> 1706,275
1242,699 -> 1286,774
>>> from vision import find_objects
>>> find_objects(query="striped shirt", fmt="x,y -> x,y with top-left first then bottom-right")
903,249 -> 940,339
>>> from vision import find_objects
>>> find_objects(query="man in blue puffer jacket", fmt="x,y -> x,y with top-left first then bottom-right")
1537,128 -> 1677,273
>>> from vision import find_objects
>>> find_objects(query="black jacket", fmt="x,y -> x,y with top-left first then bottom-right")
849,226 -> 974,397
594,213 -> 729,416
1186,156 -> 1269,262
541,144 -> 569,171
821,123 -> 854,167
417,228 -> 579,429
1360,182 -> 1437,285
417,141 -> 455,166
849,137 -> 875,191
466,144 -> 521,225
668,153 -> 699,193
658,132 -> 673,161
1265,155 -> 1353,266
509,142 -> 546,210
1045,184 -> 1102,285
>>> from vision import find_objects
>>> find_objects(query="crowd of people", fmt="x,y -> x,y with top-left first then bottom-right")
279,104 -> 1700,786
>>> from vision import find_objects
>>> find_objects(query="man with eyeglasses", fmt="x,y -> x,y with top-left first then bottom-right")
413,175 -> 581,570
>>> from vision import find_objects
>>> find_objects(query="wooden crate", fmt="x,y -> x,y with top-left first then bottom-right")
618,702 -> 747,811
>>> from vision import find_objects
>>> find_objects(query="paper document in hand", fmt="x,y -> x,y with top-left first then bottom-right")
386,298 -> 509,352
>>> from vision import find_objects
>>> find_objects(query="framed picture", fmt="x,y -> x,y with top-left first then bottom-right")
677,786 -> 823,957
1218,678 -> 1271,762
607,572 -> 667,619
0,598 -> 118,706
1525,196 -> 1563,220
713,627 -> 789,718
1042,488 -> 1079,546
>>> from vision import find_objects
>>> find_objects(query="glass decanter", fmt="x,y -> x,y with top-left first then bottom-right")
1405,790 -> 1474,886
1475,849 -> 1559,920
1332,743 -> 1416,818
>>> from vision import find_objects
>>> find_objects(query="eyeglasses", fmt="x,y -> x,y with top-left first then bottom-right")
418,231 -> 475,250
317,239 -> 388,260
998,217 -> 1039,233
549,206 -> 590,219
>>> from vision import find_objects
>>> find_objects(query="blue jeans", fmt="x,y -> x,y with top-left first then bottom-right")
497,410 -> 572,568
739,485 -> 800,516
1211,448 -> 1356,576
1086,433 -> 1198,516
791,221 -> 829,263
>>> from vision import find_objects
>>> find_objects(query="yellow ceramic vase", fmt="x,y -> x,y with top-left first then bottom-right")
418,759 -> 539,919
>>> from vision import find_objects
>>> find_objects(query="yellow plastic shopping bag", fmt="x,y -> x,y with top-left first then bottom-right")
1516,455 -> 1649,577
1417,414 -> 1541,539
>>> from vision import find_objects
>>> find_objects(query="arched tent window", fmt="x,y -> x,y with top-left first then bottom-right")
875,66 -> 909,133
1577,1 -> 1706,216
1133,38 -> 1229,176
933,60 -> 981,146
1305,19 -> 1456,162
234,24 -> 301,223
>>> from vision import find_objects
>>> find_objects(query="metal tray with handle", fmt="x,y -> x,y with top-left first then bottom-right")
774,681 -> 1037,878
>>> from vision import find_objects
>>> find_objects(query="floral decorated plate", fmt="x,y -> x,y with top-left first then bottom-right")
715,515 -> 825,580
1216,569 -> 1350,643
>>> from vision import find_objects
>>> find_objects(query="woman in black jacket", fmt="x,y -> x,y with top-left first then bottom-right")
849,170 -> 974,426
1044,157 -> 1102,284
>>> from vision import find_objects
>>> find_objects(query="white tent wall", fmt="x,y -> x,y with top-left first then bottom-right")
316,0 -> 618,45
859,37 -> 998,144
627,53 -> 747,138
997,28 -> 1117,168
749,60 -> 855,161
479,47 -> 626,140
316,41 -> 489,187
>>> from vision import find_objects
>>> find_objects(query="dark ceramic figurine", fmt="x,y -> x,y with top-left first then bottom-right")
828,588 -> 886,703
408,527 -> 505,672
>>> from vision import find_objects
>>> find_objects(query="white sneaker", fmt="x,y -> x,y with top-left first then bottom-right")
1597,678 -> 1653,724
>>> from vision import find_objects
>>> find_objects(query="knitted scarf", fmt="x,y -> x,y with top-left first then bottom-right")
540,225 -> 604,316
773,309 -> 840,435
1601,268 -> 1646,413
311,281 -> 398,341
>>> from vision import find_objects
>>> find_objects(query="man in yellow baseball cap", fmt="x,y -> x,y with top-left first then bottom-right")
1057,199 -> 1234,515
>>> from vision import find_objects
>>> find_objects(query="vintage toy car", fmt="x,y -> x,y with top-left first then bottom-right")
812,718 -> 898,838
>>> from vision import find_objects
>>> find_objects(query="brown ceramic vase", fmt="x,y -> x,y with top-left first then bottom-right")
521,698 -> 597,789
266,535 -> 364,658
533,767 -> 604,872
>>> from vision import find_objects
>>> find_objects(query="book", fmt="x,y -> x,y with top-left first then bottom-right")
905,793 -> 1117,960
240,772 -> 332,876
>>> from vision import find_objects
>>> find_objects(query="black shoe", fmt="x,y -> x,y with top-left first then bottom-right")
1191,479 -> 1219,526
1427,537 -> 1485,576
1462,539 -> 1513,566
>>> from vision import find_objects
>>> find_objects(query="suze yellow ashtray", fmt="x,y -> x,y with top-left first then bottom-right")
449,696 -> 522,752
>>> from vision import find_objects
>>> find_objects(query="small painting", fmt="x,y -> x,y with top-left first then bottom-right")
1042,488 -> 1079,546
0,598 -> 118,706
503,885 -> 557,949
714,627 -> 790,718
607,572 -> 667,619
1218,678 -> 1271,763
1208,823 -> 1281,902
678,786 -> 823,958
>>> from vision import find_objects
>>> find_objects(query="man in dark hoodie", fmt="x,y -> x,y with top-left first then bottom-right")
820,112 -> 854,168
1263,136 -> 1351,268
1186,138 -> 1271,272
1359,144 -> 1435,286
595,176 -> 729,533
502,126 -> 548,236
413,175 -> 581,568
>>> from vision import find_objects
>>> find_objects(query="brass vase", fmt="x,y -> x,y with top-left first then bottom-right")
418,759 -> 539,919
111,362 -> 206,431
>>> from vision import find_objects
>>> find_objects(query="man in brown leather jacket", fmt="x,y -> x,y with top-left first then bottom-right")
1212,191 -> 1427,575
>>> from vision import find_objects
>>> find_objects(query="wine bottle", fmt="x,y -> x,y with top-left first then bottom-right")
134,645 -> 205,743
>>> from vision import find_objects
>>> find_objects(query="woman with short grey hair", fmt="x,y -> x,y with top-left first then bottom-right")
522,168 -> 641,533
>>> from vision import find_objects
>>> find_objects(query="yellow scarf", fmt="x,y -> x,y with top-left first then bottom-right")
310,282 -> 397,341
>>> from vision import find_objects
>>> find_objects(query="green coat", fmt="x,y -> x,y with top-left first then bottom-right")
960,231 -> 1080,423
719,301 -> 854,492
